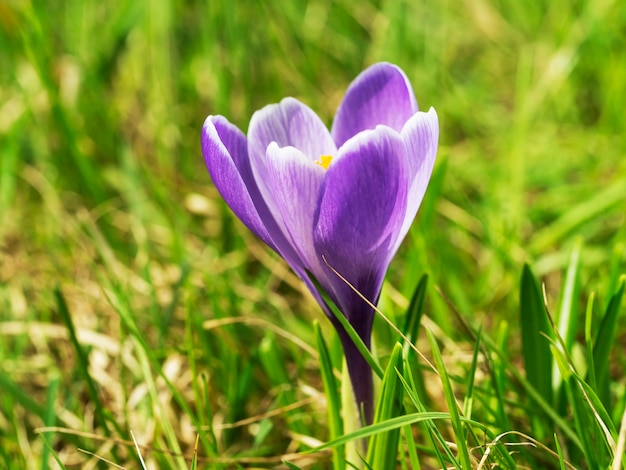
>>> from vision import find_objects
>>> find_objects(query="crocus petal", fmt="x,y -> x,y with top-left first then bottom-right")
394,107 -> 439,251
248,97 -> 337,165
246,97 -> 337,279
261,142 -> 328,275
201,116 -> 274,247
313,126 -> 409,319
331,63 -> 419,147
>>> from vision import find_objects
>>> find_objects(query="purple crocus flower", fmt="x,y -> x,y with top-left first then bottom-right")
201,62 -> 438,424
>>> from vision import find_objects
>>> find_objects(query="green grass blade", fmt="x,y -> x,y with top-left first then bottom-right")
54,287 -> 109,434
308,412 -> 482,453
403,424 -> 421,470
554,434 -> 566,470
613,387 -> 626,441
463,326 -> 482,419
400,358 -> 457,466
520,264 -> 554,406
492,320 -> 511,429
367,342 -> 404,470
578,378 -> 617,437
612,406 -> 626,470
39,433 -> 66,470
426,328 -> 472,469
585,292 -> 597,392
401,273 -> 430,407
314,322 -> 345,470
553,344 -> 612,468
557,239 -> 582,351
402,273 -> 428,347
593,277 -> 625,408
40,374 -> 60,470
0,371 -> 46,419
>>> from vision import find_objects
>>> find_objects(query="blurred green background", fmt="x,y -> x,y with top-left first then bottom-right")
1,0 -> 625,467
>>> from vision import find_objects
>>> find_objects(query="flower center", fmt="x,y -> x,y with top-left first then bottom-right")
314,155 -> 333,170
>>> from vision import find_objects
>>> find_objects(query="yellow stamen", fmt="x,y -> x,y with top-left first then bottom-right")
315,155 -> 333,170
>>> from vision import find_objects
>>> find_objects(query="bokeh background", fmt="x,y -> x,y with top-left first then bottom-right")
1,0 -> 625,467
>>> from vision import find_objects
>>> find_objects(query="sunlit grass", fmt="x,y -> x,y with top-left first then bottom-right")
1,0 -> 625,468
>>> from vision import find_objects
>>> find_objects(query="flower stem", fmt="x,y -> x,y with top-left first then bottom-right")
341,358 -> 366,467
339,330 -> 375,425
